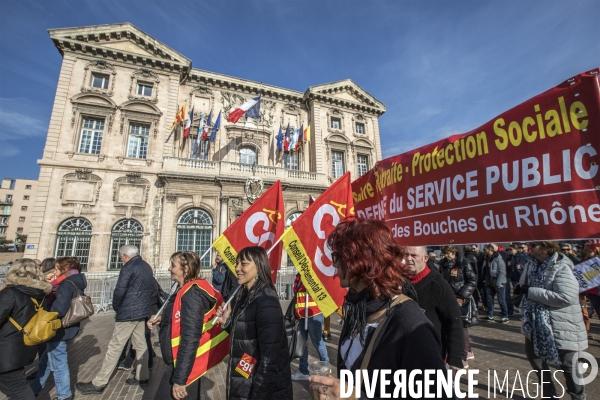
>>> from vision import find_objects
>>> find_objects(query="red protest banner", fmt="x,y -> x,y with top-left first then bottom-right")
352,69 -> 600,245
281,172 -> 354,316
213,180 -> 285,282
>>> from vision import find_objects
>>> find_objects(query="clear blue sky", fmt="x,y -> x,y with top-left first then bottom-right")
0,0 -> 598,180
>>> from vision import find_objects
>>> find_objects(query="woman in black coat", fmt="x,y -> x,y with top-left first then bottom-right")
438,245 -> 478,367
31,256 -> 87,400
148,251 -> 218,400
0,258 -> 52,400
216,246 -> 292,400
309,218 -> 450,400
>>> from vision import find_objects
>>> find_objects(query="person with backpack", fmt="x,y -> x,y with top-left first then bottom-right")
0,258 -> 53,400
30,256 -> 87,400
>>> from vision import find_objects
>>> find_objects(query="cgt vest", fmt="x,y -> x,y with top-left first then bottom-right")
171,279 -> 230,385
294,277 -> 322,319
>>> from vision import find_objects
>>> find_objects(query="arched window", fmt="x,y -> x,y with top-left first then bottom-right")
108,219 -> 144,270
285,212 -> 303,267
55,217 -> 93,271
176,209 -> 213,268
239,147 -> 256,165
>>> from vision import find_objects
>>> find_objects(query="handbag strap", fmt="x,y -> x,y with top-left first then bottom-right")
360,294 -> 411,370
64,280 -> 81,298
8,296 -> 43,333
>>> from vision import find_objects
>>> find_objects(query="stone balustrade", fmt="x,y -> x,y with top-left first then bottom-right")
163,157 -> 328,186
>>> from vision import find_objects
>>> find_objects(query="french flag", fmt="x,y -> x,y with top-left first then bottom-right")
183,106 -> 194,138
227,97 -> 261,124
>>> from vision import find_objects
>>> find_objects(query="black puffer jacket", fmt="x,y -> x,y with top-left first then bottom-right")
112,256 -> 158,322
51,273 -> 87,342
226,281 -> 292,400
0,267 -> 52,373
158,284 -> 215,385
439,252 -> 477,299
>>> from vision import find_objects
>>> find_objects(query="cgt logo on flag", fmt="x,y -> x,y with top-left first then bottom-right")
235,353 -> 257,379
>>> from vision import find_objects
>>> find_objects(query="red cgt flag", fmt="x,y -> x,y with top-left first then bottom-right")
281,172 -> 354,316
213,181 -> 285,283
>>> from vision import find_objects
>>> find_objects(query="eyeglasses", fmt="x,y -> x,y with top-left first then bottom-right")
561,248 -> 570,252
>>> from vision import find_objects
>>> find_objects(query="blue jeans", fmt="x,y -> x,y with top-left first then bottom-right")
298,314 -> 329,375
486,285 -> 508,319
505,281 -> 514,315
30,340 -> 71,400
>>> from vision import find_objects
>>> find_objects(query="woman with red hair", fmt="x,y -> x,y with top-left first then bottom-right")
309,218 -> 449,400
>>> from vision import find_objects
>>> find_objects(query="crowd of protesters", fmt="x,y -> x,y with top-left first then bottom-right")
1,224 -> 596,400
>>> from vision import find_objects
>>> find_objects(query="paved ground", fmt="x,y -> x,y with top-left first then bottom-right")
3,303 -> 599,400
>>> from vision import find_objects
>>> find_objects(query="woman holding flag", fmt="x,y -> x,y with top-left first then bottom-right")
216,246 -> 292,400
148,252 -> 228,400
309,218 -> 450,399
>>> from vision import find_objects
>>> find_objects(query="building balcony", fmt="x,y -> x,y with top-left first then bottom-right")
162,157 -> 329,188
0,233 -> 6,239
0,221 -> 8,227
0,211 -> 10,217
0,200 -> 12,206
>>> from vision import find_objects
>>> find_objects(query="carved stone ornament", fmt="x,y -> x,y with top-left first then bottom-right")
113,174 -> 151,208
81,60 -> 117,97
75,168 -> 93,180
60,171 -> 102,206
244,177 -> 264,204
222,92 -> 245,121
188,85 -> 215,112
230,197 -> 244,210
128,68 -> 160,104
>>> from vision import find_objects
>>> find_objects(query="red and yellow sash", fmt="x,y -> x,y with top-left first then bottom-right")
171,279 -> 230,386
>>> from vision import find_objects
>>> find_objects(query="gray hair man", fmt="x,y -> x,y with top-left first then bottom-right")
405,246 -> 465,369
76,245 -> 157,394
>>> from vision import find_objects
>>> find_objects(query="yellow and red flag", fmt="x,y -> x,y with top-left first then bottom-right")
213,180 -> 285,283
281,172 -> 354,317
169,104 -> 186,131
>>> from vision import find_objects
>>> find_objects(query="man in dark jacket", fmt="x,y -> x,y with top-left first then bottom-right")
0,259 -> 52,400
504,245 -> 527,316
439,246 -> 478,368
482,244 -> 508,323
220,261 -> 240,302
405,246 -> 465,369
76,245 -> 157,394
211,252 -> 227,292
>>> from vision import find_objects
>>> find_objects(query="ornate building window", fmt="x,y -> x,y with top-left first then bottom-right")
331,117 -> 341,130
55,217 -> 92,271
79,118 -> 105,154
332,151 -> 345,179
108,219 -> 143,270
136,82 -> 153,97
357,154 -> 369,177
127,123 -> 150,159
176,209 -> 213,268
239,147 -> 256,165
355,122 -> 365,134
91,73 -> 110,89
80,61 -> 116,97
284,152 -> 298,170
128,69 -> 160,103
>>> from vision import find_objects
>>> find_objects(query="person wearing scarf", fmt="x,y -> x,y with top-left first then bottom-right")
309,218 -> 449,400
516,241 -> 587,400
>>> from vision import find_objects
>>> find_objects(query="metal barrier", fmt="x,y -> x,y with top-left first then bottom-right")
86,278 -> 106,314
82,268 -> 299,314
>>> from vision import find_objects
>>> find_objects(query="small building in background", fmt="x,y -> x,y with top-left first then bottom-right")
0,178 -> 38,250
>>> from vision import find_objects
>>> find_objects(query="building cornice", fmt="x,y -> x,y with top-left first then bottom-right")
48,23 -> 191,76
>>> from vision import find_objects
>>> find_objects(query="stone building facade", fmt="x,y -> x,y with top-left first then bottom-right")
0,178 -> 38,246
24,23 -> 385,271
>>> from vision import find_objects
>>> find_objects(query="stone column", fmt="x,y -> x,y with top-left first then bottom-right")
219,196 -> 229,234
